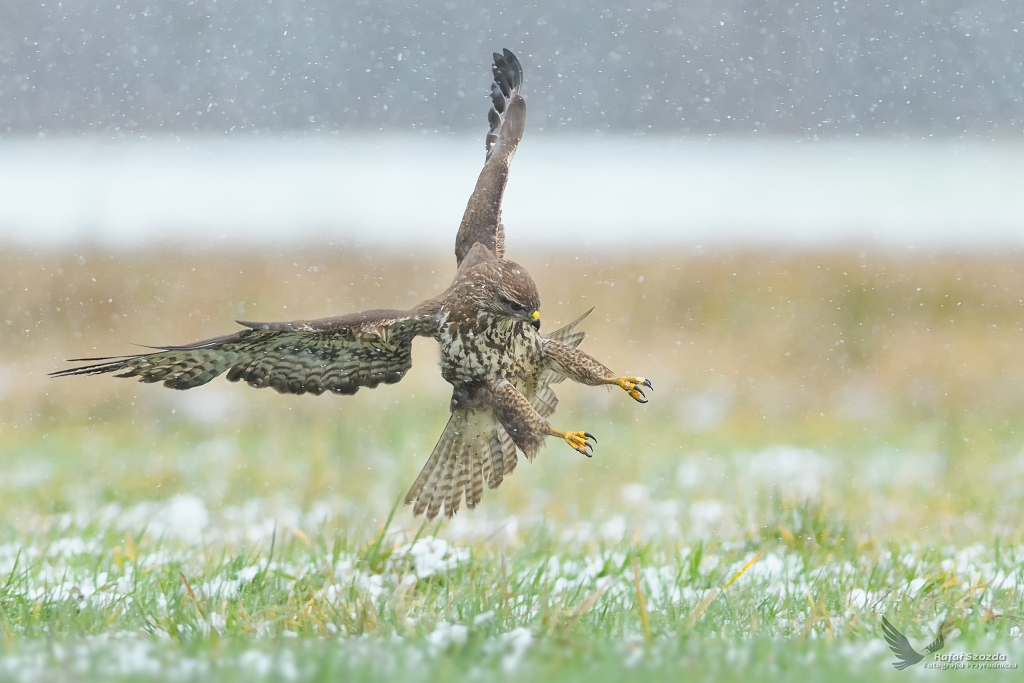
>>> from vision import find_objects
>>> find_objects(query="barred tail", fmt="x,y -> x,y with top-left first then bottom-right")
405,408 -> 517,520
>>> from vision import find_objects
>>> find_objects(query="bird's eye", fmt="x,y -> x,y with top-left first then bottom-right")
502,297 -> 526,313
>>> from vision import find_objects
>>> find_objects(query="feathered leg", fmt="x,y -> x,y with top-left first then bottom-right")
543,338 -> 653,403
490,379 -> 596,458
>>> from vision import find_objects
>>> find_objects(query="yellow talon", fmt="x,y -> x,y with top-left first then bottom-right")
609,376 -> 653,403
551,429 -> 596,457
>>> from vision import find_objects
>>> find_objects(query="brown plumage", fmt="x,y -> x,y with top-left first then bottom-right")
52,49 -> 652,520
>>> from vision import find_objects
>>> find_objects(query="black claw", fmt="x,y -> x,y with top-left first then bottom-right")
637,398 -> 648,404
584,432 -> 596,442
643,379 -> 653,390
634,387 -> 646,400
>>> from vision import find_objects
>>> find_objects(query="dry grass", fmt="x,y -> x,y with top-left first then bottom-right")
5,247 -> 1024,442
7,246 -> 1024,421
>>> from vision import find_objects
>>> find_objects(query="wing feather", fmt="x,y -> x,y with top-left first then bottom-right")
454,48 -> 526,266
527,308 -> 595,417
51,308 -> 439,396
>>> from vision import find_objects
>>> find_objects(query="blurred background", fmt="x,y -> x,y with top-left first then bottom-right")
3,1 -> 1024,544
3,0 -> 1024,248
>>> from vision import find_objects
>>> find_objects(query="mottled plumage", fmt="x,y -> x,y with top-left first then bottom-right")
53,49 -> 651,520
54,308 -> 440,395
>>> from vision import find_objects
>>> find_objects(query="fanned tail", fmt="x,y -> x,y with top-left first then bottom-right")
405,408 -> 517,520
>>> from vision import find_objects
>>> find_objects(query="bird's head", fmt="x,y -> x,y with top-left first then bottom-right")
493,259 -> 542,329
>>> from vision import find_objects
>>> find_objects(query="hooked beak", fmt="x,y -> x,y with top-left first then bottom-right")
531,310 -> 541,330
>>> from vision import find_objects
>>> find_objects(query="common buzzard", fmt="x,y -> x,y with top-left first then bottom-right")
53,49 -> 652,520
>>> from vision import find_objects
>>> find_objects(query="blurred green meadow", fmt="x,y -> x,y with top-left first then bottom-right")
1,247 -> 1023,680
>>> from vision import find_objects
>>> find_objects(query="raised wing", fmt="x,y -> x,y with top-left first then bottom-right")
454,48 -> 526,266
51,308 -> 439,396
880,616 -> 925,670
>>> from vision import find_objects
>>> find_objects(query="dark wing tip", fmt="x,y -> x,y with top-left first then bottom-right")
492,49 -> 522,95
483,48 -> 525,160
49,357 -> 131,378
61,354 -> 132,363
502,48 -> 523,89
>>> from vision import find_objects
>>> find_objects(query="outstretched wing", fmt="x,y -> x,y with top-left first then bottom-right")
51,308 -> 439,396
880,616 -> 925,670
454,48 -> 526,266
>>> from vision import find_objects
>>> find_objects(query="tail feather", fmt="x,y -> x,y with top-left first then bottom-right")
405,413 -> 460,516
447,447 -> 470,517
427,450 -> 457,520
501,429 -> 519,470
407,407 -> 520,519
484,430 -> 505,489
468,448 -> 485,509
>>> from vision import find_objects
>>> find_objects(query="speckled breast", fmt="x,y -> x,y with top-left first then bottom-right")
438,314 -> 544,391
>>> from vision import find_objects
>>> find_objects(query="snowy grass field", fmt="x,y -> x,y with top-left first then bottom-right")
2,248 -> 1024,680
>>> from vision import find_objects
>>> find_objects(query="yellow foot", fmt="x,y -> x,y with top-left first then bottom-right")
610,376 -> 653,403
551,429 -> 597,457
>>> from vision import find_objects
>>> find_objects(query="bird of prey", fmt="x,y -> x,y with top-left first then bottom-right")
881,615 -> 945,670
52,49 -> 651,520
